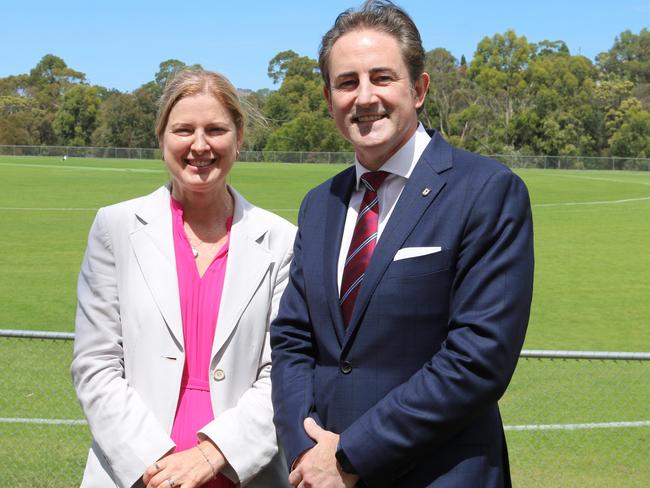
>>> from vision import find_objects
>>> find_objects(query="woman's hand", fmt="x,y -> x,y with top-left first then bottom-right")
143,439 -> 227,488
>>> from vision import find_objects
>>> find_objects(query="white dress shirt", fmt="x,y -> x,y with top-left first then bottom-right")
337,124 -> 431,291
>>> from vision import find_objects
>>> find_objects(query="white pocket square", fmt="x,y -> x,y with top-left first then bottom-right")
393,246 -> 442,261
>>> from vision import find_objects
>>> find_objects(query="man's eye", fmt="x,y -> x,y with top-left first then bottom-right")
374,75 -> 393,84
336,80 -> 356,89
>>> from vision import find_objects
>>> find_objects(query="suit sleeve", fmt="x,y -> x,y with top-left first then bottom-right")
270,192 -> 322,469
70,209 -> 174,488
340,170 -> 534,486
199,225 -> 295,486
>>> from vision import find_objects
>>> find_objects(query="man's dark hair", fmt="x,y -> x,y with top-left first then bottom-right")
318,0 -> 426,89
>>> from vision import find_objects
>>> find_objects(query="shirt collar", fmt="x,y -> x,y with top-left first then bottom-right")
354,123 -> 431,189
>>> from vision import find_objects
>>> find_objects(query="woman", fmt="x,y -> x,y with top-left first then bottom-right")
71,69 -> 295,488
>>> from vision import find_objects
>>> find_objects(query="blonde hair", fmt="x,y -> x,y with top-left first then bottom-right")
155,69 -> 246,144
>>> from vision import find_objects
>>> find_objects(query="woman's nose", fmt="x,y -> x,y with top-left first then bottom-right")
191,131 -> 209,152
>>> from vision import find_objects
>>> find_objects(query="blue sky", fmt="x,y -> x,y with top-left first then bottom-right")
2,0 -> 649,92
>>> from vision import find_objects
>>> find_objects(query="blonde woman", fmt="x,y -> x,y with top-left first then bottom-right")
72,70 -> 294,488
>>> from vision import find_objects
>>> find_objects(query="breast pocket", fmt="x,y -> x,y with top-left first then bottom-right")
387,249 -> 452,279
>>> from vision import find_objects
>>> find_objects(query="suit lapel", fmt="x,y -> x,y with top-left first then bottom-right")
323,168 -> 356,345
130,185 -> 184,348
211,188 -> 271,359
344,133 -> 453,342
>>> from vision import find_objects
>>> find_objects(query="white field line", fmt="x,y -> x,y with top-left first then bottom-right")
3,162 -> 648,210
533,195 -> 650,207
2,417 -> 649,430
0,207 -> 97,211
0,206 -> 300,212
0,162 -> 164,173
4,195 -> 649,213
535,172 -> 650,187
505,421 -> 650,431
0,417 -> 87,425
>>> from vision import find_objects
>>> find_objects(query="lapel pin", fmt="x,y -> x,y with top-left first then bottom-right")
421,187 -> 431,197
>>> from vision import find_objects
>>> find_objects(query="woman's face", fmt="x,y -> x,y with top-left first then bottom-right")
162,92 -> 241,198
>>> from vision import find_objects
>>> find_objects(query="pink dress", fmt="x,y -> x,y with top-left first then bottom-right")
169,198 -> 235,488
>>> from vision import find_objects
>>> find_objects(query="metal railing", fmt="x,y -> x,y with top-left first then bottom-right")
1,329 -> 649,487
3,328 -> 650,361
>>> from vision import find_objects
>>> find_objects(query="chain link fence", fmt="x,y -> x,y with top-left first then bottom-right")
2,144 -> 650,170
1,332 -> 649,487
0,334 -> 88,487
494,153 -> 650,171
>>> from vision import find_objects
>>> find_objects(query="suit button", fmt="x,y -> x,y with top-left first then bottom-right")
340,361 -> 352,374
213,369 -> 226,381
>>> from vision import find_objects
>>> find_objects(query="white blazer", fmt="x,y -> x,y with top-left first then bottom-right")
71,185 -> 296,488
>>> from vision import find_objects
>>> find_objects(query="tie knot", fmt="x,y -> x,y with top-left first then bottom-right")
361,171 -> 390,193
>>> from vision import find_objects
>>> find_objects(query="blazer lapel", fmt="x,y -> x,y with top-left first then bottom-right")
130,185 -> 184,348
211,188 -> 271,359
344,133 -> 454,342
323,168 -> 356,345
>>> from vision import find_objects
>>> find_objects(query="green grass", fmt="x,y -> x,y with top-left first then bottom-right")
1,156 -> 649,486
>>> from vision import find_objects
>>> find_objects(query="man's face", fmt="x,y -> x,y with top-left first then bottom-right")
325,28 -> 429,169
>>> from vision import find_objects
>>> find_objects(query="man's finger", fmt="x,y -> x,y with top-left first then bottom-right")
288,467 -> 302,487
303,417 -> 323,441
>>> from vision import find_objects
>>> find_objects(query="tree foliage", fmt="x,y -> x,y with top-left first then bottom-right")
1,30 -> 650,156
267,50 -> 319,84
597,28 -> 650,82
53,85 -> 101,146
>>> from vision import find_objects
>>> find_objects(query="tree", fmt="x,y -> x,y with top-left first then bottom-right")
0,108 -> 45,145
92,91 -> 155,148
532,40 -> 570,58
28,54 -> 86,112
263,73 -> 349,151
596,28 -> 650,82
155,59 -> 202,90
53,85 -> 101,146
267,50 -> 319,84
0,85 -> 48,144
468,30 -> 535,148
131,84 -> 157,148
423,48 -> 477,138
262,49 -> 349,152
519,53 -> 599,155
265,75 -> 325,124
264,112 -> 348,152
240,89 -> 271,151
609,99 -> 650,157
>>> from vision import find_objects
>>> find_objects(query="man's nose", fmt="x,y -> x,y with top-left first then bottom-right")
356,79 -> 377,106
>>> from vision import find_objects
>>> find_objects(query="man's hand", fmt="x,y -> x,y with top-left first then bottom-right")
288,418 -> 359,488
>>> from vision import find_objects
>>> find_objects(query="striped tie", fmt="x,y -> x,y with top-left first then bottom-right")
340,171 -> 390,326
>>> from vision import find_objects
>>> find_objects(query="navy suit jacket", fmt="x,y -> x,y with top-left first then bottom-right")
271,132 -> 534,487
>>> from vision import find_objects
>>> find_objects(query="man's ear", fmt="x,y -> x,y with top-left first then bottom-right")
413,72 -> 430,109
323,85 -> 333,116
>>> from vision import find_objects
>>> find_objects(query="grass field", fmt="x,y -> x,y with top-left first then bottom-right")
1,155 -> 649,486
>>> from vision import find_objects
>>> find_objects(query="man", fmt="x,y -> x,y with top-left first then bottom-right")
271,1 -> 534,487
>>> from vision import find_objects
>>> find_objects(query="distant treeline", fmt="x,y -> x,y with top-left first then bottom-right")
1,28 -> 649,157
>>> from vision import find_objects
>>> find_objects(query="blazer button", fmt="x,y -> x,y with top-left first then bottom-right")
213,369 -> 226,381
340,361 -> 352,374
